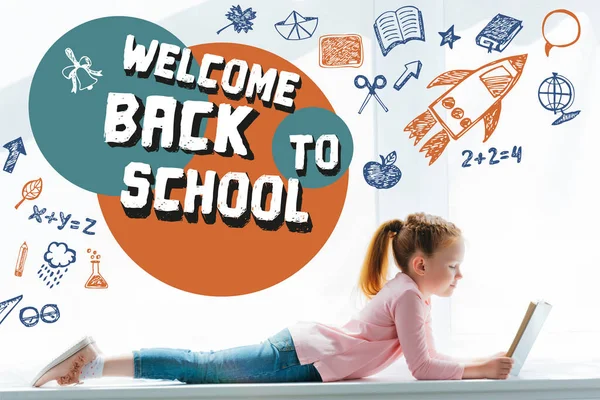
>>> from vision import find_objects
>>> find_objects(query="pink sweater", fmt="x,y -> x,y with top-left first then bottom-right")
287,272 -> 465,382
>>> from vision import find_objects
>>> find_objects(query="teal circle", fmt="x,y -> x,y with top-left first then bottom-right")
272,108 -> 353,189
29,16 -> 207,196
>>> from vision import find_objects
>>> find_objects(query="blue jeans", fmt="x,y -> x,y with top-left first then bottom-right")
133,328 -> 322,384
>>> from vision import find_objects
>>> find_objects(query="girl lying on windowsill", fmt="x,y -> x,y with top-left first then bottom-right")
32,212 -> 513,387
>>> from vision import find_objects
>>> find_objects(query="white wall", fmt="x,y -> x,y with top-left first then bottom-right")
442,0 -> 600,361
1,0 -> 598,389
0,0 -> 378,386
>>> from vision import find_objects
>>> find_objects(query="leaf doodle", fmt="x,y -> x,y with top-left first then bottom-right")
216,5 -> 257,34
15,177 -> 43,210
384,151 -> 397,165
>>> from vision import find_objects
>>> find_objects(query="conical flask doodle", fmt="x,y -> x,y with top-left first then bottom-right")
84,248 -> 108,289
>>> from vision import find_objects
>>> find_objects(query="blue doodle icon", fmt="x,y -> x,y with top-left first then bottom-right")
363,151 -> 402,189
476,14 -> 522,53
28,204 -> 97,235
19,304 -> 60,328
438,25 -> 461,49
393,61 -> 422,91
275,11 -> 318,40
37,242 -> 77,289
355,75 -> 388,114
0,295 -> 23,326
28,205 -> 47,223
374,5 -> 425,56
462,145 -> 522,168
538,73 -> 581,125
3,137 -> 26,174
217,5 -> 257,34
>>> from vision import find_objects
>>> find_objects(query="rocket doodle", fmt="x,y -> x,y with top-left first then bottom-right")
404,54 -> 527,165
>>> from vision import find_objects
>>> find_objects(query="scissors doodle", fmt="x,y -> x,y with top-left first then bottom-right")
355,75 -> 389,114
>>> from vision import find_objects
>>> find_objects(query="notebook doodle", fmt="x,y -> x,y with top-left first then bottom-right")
374,5 -> 425,56
476,14 -> 523,53
319,34 -> 364,68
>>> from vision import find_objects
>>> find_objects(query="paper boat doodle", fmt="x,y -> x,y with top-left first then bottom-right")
404,54 -> 527,165
275,11 -> 318,40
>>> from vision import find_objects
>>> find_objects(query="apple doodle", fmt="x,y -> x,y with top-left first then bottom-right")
363,151 -> 402,189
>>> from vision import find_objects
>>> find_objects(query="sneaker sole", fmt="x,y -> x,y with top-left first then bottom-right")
31,336 -> 95,387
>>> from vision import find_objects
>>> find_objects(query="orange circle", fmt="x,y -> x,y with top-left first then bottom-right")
97,43 -> 349,296
442,97 -> 455,109
460,118 -> 472,128
542,9 -> 581,55
451,108 -> 464,119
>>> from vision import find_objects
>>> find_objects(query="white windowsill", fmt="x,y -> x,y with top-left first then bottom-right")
2,359 -> 599,400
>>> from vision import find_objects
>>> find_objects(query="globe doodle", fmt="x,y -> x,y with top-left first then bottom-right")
537,72 -> 581,125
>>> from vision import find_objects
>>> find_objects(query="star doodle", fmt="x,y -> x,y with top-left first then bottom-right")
438,25 -> 461,49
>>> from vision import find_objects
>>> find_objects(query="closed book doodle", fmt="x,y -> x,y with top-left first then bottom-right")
476,14 -> 523,53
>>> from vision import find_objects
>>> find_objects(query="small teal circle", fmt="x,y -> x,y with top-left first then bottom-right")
29,16 -> 207,196
272,108 -> 353,189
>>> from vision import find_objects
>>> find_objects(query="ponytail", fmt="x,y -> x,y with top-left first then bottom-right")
358,219 -> 403,299
358,213 -> 461,300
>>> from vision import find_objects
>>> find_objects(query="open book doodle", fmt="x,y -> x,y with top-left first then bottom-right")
374,6 -> 425,57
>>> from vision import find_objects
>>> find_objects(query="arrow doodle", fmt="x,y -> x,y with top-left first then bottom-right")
3,137 -> 26,174
394,61 -> 423,91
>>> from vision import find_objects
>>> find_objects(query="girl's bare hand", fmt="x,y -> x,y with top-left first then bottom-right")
480,355 -> 514,379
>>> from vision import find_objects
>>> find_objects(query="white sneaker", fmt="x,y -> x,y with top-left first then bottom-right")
31,336 -> 100,387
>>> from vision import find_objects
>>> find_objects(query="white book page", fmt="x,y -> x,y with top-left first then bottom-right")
375,11 -> 403,50
396,6 -> 422,40
510,302 -> 553,376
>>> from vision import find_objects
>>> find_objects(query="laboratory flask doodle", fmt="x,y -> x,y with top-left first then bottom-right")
84,248 -> 108,289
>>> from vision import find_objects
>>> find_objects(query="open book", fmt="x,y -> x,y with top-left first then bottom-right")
507,300 -> 552,376
374,6 -> 425,56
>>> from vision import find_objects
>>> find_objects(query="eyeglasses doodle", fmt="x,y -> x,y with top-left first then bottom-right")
19,304 -> 60,327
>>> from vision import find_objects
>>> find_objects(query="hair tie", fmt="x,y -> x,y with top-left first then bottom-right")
388,220 -> 402,237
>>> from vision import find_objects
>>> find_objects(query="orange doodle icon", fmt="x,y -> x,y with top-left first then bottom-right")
542,9 -> 581,57
14,242 -> 28,277
15,177 -> 43,209
319,34 -> 364,68
84,248 -> 108,289
404,54 -> 527,165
